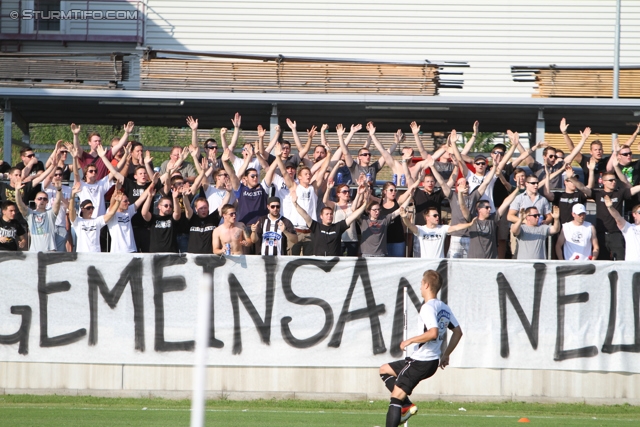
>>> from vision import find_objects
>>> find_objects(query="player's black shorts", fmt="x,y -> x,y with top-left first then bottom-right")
388,357 -> 439,396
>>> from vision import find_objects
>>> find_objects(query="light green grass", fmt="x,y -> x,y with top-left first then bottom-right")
1,395 -> 639,426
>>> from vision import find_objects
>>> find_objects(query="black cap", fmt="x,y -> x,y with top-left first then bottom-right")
267,196 -> 281,205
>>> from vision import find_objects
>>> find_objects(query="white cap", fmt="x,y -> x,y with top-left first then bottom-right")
572,204 -> 586,215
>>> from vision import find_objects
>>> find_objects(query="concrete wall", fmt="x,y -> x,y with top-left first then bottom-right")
2,362 -> 639,404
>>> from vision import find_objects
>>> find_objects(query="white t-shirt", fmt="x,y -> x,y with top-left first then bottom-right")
45,184 -> 71,227
561,221 -> 593,260
466,171 -> 497,213
287,184 -> 317,229
27,208 -> 57,252
414,225 -> 449,259
622,222 -> 640,261
233,156 -> 261,176
78,176 -> 113,217
269,175 -> 299,221
409,299 -> 459,361
107,205 -> 137,253
204,186 -> 233,214
72,216 -> 106,252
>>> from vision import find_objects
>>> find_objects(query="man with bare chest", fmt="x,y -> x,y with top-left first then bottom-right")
212,204 -> 251,255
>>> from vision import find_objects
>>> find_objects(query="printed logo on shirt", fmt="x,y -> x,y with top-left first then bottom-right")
190,225 -> 215,233
263,231 -> 282,247
421,232 -> 444,241
436,309 -> 451,339
81,224 -> 97,232
155,220 -> 172,229
243,189 -> 264,197
132,188 -> 145,197
117,215 -> 131,224
0,226 -> 17,239
570,231 -> 583,244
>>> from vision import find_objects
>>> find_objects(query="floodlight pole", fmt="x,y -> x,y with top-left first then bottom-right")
190,273 -> 213,427
612,0 -> 621,142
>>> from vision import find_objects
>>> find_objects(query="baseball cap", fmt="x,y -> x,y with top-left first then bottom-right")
267,196 -> 281,205
572,204 -> 586,215
285,161 -> 296,169
474,154 -> 487,162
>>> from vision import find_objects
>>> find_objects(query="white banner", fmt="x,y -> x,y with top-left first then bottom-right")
0,253 -> 638,373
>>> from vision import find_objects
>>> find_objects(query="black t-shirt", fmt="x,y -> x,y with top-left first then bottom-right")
148,214 -> 179,253
187,211 -> 221,254
122,178 -> 150,228
379,200 -> 404,243
592,188 -> 631,233
0,162 -> 10,174
552,191 -> 588,224
491,163 -> 514,208
0,217 -> 26,251
15,160 -> 45,175
579,155 -> 610,185
413,188 -> 445,226
310,219 -> 349,256
0,181 -> 36,204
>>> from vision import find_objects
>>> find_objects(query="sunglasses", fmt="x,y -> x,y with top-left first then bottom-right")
547,155 -> 557,159
526,181 -> 539,185
159,204 -> 172,208
36,197 -> 48,201
479,206 -> 491,210
217,173 -> 229,178
430,214 -> 440,218
603,178 -> 616,182
359,153 -> 371,157
228,212 -> 237,216
83,206 -> 95,211
206,146 -> 218,150
24,153 -> 35,158
387,188 -> 397,192
60,151 -> 69,155
269,205 -> 280,209
620,152 -> 632,157
339,190 -> 350,194
475,162 -> 486,166
87,170 -> 97,174
248,174 -> 258,178
54,173 -> 63,177
528,214 -> 541,218
492,151 -> 505,156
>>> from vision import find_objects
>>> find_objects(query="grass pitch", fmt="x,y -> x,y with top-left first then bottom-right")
1,395 -> 639,426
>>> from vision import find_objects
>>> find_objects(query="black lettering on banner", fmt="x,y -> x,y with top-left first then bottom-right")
436,259 -> 449,355
497,263 -> 546,358
38,253 -> 86,347
554,264 -> 598,361
0,306 -> 31,355
0,253 -> 30,355
390,278 -> 423,358
87,258 -> 145,351
602,271 -> 640,354
228,256 -> 277,355
152,254 -> 194,352
194,255 -> 226,349
328,258 -> 386,354
280,257 -> 339,348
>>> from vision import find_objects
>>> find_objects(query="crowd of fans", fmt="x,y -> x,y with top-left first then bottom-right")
1,114 -> 640,261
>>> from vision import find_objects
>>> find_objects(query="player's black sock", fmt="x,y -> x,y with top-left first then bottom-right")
386,397 -> 402,427
380,374 -> 395,393
402,396 -> 412,406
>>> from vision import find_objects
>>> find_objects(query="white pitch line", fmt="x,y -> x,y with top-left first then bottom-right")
1,406 -> 639,422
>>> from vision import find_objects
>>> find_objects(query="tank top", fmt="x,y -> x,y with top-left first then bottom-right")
333,203 -> 357,242
561,221 -> 593,260
380,200 -> 404,243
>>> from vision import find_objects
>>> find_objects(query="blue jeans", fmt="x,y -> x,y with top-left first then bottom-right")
386,242 -> 406,257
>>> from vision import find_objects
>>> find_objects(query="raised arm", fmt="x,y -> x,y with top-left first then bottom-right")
68,181 -> 81,223
476,164 -> 497,196
220,148 -> 241,191
366,121 -> 393,168
568,167 -> 592,198
322,178 -> 337,210
52,180 -> 63,217
71,123 -> 83,158
186,116 -> 199,149
427,157 -> 451,197
229,112 -> 242,150
510,208 -> 526,237
96,144 -> 124,184
399,206 -> 419,235
410,121 -> 429,159
336,124 -> 354,168
13,179 -> 28,217
603,195 -> 626,231
286,118 -> 305,156
110,121 -> 135,157
564,127 -> 590,166
560,118 -> 583,164
448,130 -> 469,177
498,186 -> 521,218
459,120 -> 479,157
549,205 -> 561,235
262,124 -> 282,157
345,190 -> 370,227
555,229 -> 566,260
103,189 -> 122,224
